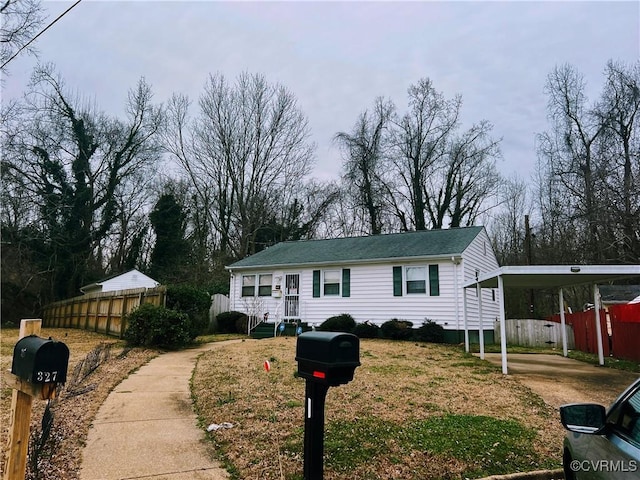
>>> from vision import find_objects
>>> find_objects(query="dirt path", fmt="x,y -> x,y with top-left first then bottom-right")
480,353 -> 640,409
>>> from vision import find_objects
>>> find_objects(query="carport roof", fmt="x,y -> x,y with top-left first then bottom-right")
464,265 -> 640,290
463,264 -> 640,375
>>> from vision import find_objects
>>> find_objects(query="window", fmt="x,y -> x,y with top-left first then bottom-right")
323,270 -> 340,296
242,274 -> 273,297
406,267 -> 426,294
394,265 -> 439,296
314,269 -> 350,297
241,275 -> 255,297
258,274 -> 272,296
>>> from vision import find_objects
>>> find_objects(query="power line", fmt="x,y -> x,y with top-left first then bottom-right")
1,0 -> 83,70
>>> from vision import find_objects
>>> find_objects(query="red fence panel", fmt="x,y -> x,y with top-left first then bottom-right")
609,303 -> 640,323
549,310 -> 610,356
609,303 -> 640,362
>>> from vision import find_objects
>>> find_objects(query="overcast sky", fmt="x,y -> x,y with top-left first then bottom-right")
3,1 -> 639,182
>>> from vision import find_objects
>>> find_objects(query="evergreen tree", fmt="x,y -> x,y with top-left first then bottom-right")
149,194 -> 191,284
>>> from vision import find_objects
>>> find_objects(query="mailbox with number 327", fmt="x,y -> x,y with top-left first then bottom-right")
11,335 -> 69,384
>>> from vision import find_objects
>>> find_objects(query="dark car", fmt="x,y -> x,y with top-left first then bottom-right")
560,377 -> 640,479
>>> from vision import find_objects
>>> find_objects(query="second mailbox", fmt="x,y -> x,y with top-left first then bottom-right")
296,331 -> 360,387
11,335 -> 70,384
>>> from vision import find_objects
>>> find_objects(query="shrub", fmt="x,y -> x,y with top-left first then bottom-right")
353,321 -> 380,339
414,320 -> 445,343
236,315 -> 249,335
124,303 -> 191,349
166,285 -> 211,339
380,319 -> 414,340
318,313 -> 356,333
215,311 -> 248,334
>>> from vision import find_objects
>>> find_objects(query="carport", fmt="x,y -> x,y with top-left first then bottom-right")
463,265 -> 640,374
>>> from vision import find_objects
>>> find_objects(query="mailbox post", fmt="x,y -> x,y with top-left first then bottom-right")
295,331 -> 360,480
4,319 -> 69,480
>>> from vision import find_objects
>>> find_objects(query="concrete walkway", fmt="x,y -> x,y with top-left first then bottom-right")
480,353 -> 639,408
80,343 -> 237,480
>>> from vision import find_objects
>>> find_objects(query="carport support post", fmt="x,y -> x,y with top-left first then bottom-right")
594,285 -> 605,366
559,289 -> 568,357
4,319 -> 42,480
303,381 -> 329,480
463,289 -> 470,353
498,275 -> 508,374
476,284 -> 485,360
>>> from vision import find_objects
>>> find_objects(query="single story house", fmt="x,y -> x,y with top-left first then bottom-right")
80,268 -> 160,294
226,226 -> 500,343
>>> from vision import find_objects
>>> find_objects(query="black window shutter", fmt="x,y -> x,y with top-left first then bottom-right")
393,266 -> 402,296
429,264 -> 440,296
342,269 -> 351,297
313,270 -> 320,298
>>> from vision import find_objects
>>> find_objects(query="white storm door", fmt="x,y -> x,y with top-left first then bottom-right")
284,274 -> 300,319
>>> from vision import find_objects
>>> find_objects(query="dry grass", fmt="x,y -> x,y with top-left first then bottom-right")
192,337 -> 564,480
1,327 -> 157,479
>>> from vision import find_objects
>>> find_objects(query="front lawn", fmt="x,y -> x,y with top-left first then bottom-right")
191,338 -> 563,479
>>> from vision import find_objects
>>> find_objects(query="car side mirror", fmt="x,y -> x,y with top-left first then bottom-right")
560,403 -> 606,434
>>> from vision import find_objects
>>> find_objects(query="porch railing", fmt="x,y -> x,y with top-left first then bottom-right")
247,303 -> 282,336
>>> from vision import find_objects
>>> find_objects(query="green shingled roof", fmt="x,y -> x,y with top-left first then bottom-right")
227,226 -> 484,269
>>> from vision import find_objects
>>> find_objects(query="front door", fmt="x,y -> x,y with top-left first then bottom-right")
284,274 -> 300,320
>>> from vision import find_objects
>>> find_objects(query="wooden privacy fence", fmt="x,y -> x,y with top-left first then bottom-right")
41,286 -> 167,338
549,303 -> 640,362
209,293 -> 230,319
494,318 -> 575,349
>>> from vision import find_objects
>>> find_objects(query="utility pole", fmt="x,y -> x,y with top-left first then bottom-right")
524,215 -> 534,316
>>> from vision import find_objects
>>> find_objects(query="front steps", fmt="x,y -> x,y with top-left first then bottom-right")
250,321 -> 312,339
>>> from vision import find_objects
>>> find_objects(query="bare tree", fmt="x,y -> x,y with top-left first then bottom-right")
596,60 -> 640,263
334,97 -> 394,234
164,72 -> 316,258
391,78 -> 461,230
2,65 -> 163,299
537,61 -> 640,264
487,175 -> 531,265
103,171 -> 153,273
424,120 -> 501,228
1,0 -> 44,72
537,64 -> 605,261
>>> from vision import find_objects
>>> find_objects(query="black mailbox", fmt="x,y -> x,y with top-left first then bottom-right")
11,335 -> 69,384
296,331 -> 360,387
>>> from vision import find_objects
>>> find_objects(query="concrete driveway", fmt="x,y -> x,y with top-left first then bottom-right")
480,353 -> 640,409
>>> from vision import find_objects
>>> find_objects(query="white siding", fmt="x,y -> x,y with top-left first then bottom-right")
459,229 -> 501,330
230,261 -> 471,330
228,228 -> 500,332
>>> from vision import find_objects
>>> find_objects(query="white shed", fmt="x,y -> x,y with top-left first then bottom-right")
226,226 -> 500,343
80,269 -> 160,294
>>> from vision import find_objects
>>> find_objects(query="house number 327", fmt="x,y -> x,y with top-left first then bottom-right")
35,371 -> 59,382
